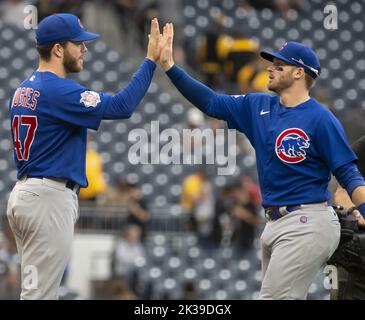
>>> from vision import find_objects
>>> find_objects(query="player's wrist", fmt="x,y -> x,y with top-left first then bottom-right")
146,56 -> 157,63
162,60 -> 174,71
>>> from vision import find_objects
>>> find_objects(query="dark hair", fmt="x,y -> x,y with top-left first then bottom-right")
305,73 -> 314,90
36,42 -> 67,61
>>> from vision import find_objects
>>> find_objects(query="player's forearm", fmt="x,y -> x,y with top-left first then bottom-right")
350,186 -> 365,209
103,58 -> 156,119
333,162 -> 365,219
333,185 -> 355,209
333,162 -> 365,199
165,64 -> 217,116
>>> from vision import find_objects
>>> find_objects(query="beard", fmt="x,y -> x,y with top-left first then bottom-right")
63,50 -> 82,73
268,74 -> 294,94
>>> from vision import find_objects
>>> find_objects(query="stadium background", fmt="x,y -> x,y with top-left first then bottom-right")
0,0 -> 364,300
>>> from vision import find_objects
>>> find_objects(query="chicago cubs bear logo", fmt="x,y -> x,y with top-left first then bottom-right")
275,128 -> 310,163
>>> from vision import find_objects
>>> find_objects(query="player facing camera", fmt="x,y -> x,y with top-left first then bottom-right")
7,13 -> 163,300
159,21 -> 365,299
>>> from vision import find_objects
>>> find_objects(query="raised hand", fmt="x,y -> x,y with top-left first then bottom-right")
159,23 -> 174,71
146,18 -> 161,62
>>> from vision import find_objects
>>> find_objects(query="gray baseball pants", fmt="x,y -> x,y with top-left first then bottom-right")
259,203 -> 340,300
6,177 -> 79,300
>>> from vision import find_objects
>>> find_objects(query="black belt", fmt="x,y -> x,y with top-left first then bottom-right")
26,176 -> 80,193
265,205 -> 302,221
65,180 -> 79,192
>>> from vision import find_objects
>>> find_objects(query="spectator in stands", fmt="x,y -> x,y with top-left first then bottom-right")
223,31 -> 259,86
112,224 -> 145,294
79,138 -> 108,203
241,175 -> 262,211
230,182 -> 260,254
196,15 -> 226,88
125,183 -> 150,242
104,181 -> 150,240
105,180 -> 130,206
211,184 -> 236,248
237,53 -> 270,94
211,180 -> 260,252
180,168 -> 215,249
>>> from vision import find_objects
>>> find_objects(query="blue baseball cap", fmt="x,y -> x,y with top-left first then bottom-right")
36,13 -> 99,45
260,41 -> 321,79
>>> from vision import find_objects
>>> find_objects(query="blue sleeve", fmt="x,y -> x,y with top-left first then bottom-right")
351,135 -> 365,175
103,58 -> 156,119
42,79 -> 108,130
166,64 -> 254,139
334,162 -> 365,197
315,111 -> 357,172
43,59 -> 156,130
165,64 -> 216,111
207,94 -> 254,140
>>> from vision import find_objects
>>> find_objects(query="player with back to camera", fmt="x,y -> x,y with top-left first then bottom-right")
158,23 -> 365,299
7,14 -> 162,299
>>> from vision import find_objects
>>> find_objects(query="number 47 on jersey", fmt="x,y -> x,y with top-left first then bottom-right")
12,115 -> 38,161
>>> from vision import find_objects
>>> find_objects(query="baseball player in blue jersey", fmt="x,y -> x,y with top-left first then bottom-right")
6,14 -> 162,299
158,23 -> 365,299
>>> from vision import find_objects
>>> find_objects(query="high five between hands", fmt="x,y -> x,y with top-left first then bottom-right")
146,18 -> 174,71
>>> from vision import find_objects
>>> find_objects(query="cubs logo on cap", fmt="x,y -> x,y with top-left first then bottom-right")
275,128 -> 310,163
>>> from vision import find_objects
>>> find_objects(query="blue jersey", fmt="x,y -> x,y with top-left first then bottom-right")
9,59 -> 155,187
206,93 -> 357,206
10,59 -> 156,187
9,71 -> 110,187
166,65 -> 361,207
